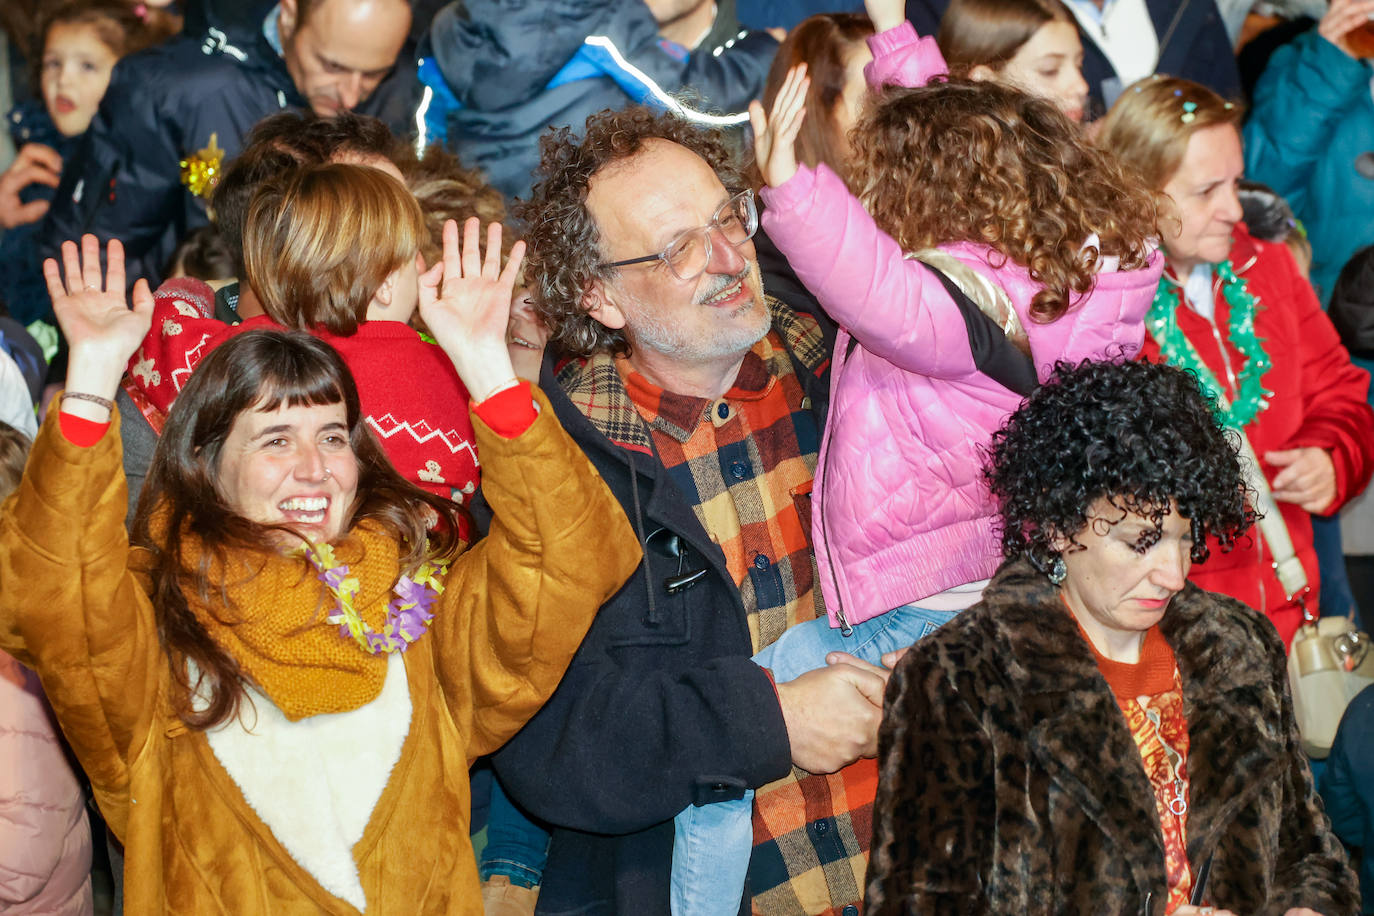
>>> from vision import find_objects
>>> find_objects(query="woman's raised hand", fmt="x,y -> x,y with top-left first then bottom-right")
1318,0 -> 1374,58
864,0 -> 907,33
749,64 -> 810,189
419,216 -> 528,401
43,235 -> 153,405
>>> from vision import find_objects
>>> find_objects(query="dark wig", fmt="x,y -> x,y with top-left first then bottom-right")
131,329 -> 463,729
985,359 -> 1255,569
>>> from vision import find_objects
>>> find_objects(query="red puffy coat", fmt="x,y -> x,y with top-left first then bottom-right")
1141,227 -> 1374,646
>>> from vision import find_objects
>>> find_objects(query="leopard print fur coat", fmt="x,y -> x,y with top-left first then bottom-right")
865,557 -> 1359,916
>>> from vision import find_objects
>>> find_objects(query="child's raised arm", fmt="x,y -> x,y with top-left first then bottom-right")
751,42 -> 985,378
760,164 -> 991,379
864,0 -> 908,33
862,0 -> 948,91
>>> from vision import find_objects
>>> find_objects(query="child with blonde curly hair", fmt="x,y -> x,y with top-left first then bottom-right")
750,0 -> 1162,641
667,1 -> 1163,911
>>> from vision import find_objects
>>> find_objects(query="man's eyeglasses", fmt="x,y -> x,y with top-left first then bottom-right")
602,189 -> 758,282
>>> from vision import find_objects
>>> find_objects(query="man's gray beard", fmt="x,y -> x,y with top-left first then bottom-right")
624,265 -> 770,363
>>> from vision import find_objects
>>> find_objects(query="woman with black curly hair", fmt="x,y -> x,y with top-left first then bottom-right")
866,359 -> 1359,916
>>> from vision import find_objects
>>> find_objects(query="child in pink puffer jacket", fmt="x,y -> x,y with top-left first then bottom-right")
669,5 -> 1163,914
755,17 -> 1163,637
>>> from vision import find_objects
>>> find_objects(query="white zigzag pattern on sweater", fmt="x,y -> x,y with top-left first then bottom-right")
365,413 -> 480,464
170,331 -> 214,393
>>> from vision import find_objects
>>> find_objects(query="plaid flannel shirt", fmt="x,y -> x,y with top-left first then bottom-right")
618,330 -> 822,651
560,299 -> 874,914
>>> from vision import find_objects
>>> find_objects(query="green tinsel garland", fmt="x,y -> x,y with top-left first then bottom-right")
1145,259 -> 1273,428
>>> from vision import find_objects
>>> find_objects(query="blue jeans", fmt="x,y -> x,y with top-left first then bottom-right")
669,604 -> 960,916
1313,513 -> 1361,625
477,769 -> 549,888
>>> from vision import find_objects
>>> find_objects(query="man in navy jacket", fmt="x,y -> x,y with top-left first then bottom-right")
489,105 -> 886,914
40,0 -> 418,288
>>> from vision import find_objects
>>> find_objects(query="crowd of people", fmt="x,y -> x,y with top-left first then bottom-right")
0,0 -> 1372,913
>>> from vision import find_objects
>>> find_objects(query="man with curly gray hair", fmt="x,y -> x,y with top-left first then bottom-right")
485,105 -> 885,915
517,105 -> 766,367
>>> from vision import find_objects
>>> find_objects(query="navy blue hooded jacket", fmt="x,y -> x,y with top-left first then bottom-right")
418,0 -> 777,198
39,14 -> 419,288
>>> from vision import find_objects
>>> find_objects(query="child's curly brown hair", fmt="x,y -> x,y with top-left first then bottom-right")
849,78 -> 1159,323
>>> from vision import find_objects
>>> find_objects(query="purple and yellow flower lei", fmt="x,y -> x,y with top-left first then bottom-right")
302,542 -> 447,655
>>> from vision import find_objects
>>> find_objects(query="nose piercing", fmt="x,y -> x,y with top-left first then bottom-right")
322,468 -> 332,481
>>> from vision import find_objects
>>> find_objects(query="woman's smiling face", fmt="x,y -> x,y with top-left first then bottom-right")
216,399 -> 360,547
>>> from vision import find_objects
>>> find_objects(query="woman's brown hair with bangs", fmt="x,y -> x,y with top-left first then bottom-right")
243,162 -> 427,336
849,78 -> 1158,323
133,329 -> 464,730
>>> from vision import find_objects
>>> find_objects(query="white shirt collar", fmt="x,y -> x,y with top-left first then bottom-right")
1181,263 -> 1216,321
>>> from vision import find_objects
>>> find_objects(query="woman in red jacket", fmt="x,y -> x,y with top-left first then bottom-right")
1099,76 -> 1374,646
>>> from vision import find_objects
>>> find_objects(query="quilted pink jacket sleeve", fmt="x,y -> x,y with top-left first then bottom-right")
761,162 -> 987,379
758,22 -> 981,376
863,20 -> 947,90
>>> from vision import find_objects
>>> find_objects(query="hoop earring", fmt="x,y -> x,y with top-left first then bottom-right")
1047,555 -> 1067,586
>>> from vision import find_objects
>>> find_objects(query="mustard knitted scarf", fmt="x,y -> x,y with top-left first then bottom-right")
172,523 -> 407,720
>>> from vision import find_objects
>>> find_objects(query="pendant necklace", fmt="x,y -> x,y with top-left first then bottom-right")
1143,705 -> 1188,817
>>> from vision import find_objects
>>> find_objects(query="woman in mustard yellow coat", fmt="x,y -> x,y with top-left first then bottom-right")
0,224 -> 639,914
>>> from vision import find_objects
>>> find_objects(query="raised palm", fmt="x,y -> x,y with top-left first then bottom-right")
418,217 -> 528,399
43,235 -> 153,367
749,64 -> 810,189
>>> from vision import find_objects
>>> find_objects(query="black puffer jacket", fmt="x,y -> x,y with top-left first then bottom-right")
420,0 -> 778,198
39,18 -> 419,287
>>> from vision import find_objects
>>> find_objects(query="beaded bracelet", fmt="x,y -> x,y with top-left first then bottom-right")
59,391 -> 114,412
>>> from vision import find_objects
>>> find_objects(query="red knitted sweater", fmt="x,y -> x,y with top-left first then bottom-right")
125,279 -> 480,509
